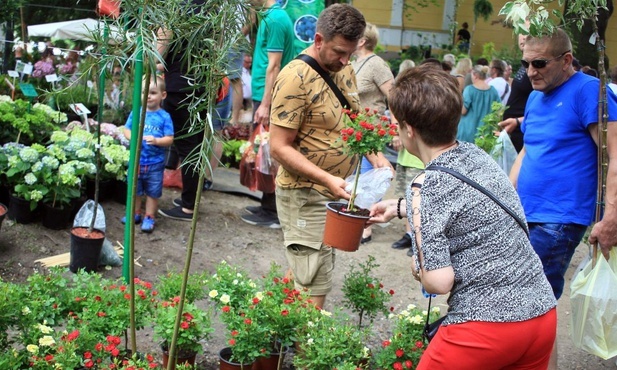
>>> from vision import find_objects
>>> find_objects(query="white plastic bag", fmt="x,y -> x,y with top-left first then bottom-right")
344,167 -> 393,210
570,248 -> 617,359
490,130 -> 518,174
73,200 -> 106,232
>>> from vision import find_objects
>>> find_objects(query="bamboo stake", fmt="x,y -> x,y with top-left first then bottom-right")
592,15 -> 609,268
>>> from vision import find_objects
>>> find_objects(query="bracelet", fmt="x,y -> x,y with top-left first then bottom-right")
397,197 -> 404,219
515,117 -> 521,126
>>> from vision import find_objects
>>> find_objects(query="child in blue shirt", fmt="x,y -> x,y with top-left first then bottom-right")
122,76 -> 174,232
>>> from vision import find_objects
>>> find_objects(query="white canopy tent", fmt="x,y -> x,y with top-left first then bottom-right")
27,18 -> 124,42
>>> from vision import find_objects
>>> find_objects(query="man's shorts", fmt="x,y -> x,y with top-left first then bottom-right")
137,161 -> 165,198
395,164 -> 422,196
276,187 -> 335,296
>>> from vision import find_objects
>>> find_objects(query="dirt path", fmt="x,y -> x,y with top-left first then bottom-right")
0,170 -> 615,369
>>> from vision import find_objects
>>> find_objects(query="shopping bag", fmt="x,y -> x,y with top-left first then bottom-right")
490,130 -> 517,174
570,248 -> 617,359
240,124 -> 276,193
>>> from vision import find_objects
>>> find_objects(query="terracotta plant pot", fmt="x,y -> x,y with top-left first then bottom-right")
0,202 -> 7,232
252,345 -> 288,370
161,346 -> 197,370
323,202 -> 370,252
69,227 -> 105,273
219,347 -> 254,370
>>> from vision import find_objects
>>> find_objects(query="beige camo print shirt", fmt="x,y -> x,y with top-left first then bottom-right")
270,53 -> 361,199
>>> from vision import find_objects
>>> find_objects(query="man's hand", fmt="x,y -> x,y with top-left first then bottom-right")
254,103 -> 270,127
589,217 -> 617,258
392,136 -> 402,151
324,175 -> 351,201
498,117 -> 519,134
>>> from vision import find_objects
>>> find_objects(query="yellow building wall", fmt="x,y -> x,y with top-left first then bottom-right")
354,0 -> 617,66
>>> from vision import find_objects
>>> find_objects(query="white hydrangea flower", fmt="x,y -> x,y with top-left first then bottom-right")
30,190 -> 44,202
24,173 -> 37,185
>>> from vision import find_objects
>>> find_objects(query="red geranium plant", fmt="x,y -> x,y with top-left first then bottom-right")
339,108 -> 397,211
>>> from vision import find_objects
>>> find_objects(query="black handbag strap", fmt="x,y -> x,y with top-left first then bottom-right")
425,165 -> 529,236
295,54 -> 350,109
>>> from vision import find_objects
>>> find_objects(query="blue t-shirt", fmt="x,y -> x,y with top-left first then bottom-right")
519,72 -> 617,225
125,109 -> 174,165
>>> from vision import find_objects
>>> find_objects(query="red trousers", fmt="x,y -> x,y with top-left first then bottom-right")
417,308 -> 556,370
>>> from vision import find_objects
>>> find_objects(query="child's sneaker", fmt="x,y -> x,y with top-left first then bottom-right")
141,216 -> 155,233
121,214 -> 142,225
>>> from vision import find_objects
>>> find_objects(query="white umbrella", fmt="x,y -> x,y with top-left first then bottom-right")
27,18 -> 124,42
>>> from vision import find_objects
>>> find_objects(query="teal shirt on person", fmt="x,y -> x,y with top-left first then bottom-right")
456,85 -> 500,143
251,4 -> 295,102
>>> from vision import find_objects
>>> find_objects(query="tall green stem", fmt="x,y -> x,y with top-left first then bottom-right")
347,156 -> 362,211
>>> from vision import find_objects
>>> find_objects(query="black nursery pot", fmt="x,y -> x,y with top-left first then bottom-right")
69,227 -> 105,273
42,203 -> 74,230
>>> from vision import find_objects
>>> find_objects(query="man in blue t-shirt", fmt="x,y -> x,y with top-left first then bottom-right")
123,76 -> 175,233
510,28 -> 617,368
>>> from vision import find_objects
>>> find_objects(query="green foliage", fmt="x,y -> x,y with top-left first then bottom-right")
293,310 -> 372,370
222,139 -> 248,162
481,42 -> 496,61
475,102 -> 507,153
156,269 -> 209,303
342,255 -> 393,327
153,298 -> 213,355
372,303 -> 441,370
473,0 -> 494,22
0,98 -> 65,145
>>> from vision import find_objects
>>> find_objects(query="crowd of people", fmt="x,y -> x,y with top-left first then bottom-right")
125,1 -> 617,368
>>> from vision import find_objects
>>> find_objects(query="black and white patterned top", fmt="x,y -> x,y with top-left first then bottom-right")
407,142 -> 556,325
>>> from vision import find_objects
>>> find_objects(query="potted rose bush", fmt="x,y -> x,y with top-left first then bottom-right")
323,108 -> 397,251
342,255 -> 395,328
372,303 -> 441,370
153,297 -> 213,367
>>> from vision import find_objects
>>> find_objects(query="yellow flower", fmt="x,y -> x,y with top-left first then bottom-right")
209,289 -> 218,298
39,336 -> 56,346
22,306 -> 31,315
26,344 -> 39,353
320,310 -> 332,317
220,294 -> 230,304
37,323 -> 54,334
255,291 -> 264,300
409,314 -> 424,325
431,306 -> 440,314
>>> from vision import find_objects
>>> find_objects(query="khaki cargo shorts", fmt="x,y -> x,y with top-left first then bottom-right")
276,187 -> 335,296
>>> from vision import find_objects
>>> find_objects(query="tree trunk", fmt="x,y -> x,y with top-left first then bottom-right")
565,0 -> 613,69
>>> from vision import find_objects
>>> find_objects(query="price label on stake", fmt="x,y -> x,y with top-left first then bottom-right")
69,103 -> 91,116
19,83 -> 38,98
45,74 -> 59,82
7,70 -> 19,78
22,64 -> 33,75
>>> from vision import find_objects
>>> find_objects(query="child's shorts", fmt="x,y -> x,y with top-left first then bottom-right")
137,161 -> 165,198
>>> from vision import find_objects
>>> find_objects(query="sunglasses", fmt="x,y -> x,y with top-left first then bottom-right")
521,50 -> 570,69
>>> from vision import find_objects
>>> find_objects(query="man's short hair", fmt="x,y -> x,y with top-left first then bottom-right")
490,59 -> 506,77
525,28 -> 572,58
389,64 -> 462,146
362,23 -> 379,51
316,3 -> 366,42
